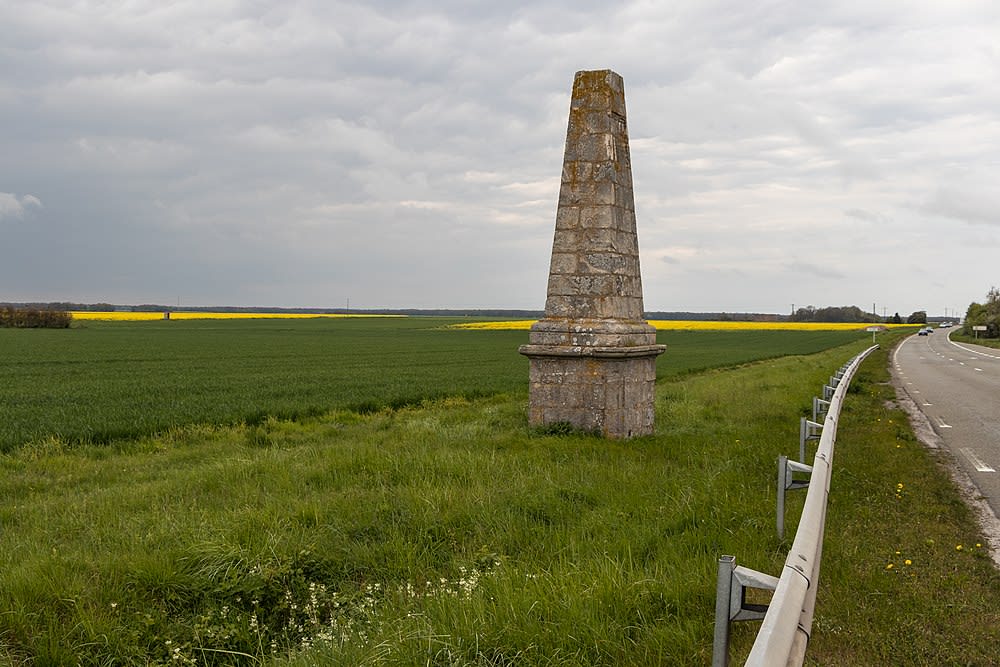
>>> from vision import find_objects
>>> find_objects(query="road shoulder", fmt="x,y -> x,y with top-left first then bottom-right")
890,337 -> 1000,568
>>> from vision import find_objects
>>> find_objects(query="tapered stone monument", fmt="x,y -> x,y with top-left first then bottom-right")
519,69 -> 665,438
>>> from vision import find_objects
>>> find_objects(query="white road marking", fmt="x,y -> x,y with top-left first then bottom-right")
961,448 -> 996,473
922,402 -> 933,406
975,368 -> 983,372
949,337 -> 1000,359
936,416 -> 953,429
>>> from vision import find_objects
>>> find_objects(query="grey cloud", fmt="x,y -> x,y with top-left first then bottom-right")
920,187 -> 1000,227
0,193 -> 42,221
1,1 -> 998,315
783,261 -> 846,281
844,208 -> 886,224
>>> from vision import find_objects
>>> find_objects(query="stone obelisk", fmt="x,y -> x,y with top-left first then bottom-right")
519,69 -> 665,439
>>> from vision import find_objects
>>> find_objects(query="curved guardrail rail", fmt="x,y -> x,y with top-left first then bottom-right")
713,344 -> 880,666
746,344 -> 879,665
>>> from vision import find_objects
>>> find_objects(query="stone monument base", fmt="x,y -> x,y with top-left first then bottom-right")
519,343 -> 662,438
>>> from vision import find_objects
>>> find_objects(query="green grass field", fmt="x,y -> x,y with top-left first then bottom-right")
1,322 -> 997,665
0,318 -> 865,452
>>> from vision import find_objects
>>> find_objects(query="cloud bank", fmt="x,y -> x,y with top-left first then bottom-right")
2,1 -> 998,315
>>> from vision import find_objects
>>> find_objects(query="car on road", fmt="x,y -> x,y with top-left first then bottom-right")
918,328 -> 930,336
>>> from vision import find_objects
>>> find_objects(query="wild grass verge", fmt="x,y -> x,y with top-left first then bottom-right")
0,336 -> 996,665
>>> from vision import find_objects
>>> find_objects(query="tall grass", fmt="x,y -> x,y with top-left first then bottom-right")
1,333 -> 995,664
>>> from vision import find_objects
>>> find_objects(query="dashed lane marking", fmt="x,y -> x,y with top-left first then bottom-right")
961,448 -> 996,473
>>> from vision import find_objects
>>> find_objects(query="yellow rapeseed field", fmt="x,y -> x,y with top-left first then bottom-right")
453,320 -> 916,331
70,312 -> 404,321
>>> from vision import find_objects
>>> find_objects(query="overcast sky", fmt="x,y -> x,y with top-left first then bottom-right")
2,1 -> 998,315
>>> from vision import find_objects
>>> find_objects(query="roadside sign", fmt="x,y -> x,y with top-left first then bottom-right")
973,325 -> 988,331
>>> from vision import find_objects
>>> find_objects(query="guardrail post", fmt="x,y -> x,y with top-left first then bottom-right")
822,384 -> 835,400
777,455 -> 813,539
799,417 -> 823,463
713,555 -> 779,667
713,555 -> 737,667
812,397 -> 830,422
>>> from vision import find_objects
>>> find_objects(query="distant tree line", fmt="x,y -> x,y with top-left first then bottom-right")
886,312 -> 928,324
963,287 -> 1000,338
0,301 -> 936,326
645,311 -> 783,322
0,303 -> 553,318
0,307 -> 72,328
790,305 -> 879,323
789,305 -> 927,324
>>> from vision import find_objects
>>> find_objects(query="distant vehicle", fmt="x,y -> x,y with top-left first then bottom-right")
939,322 -> 952,328
918,328 -> 929,336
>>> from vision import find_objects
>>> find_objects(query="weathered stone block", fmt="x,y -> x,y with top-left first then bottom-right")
583,252 -> 627,274
548,252 -> 577,274
554,208 -> 580,231
520,354 -> 660,438
579,207 -> 616,230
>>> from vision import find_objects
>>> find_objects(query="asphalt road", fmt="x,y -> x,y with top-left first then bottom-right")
892,328 -> 1000,522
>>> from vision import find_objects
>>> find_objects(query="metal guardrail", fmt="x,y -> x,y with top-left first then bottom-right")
713,344 -> 880,666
